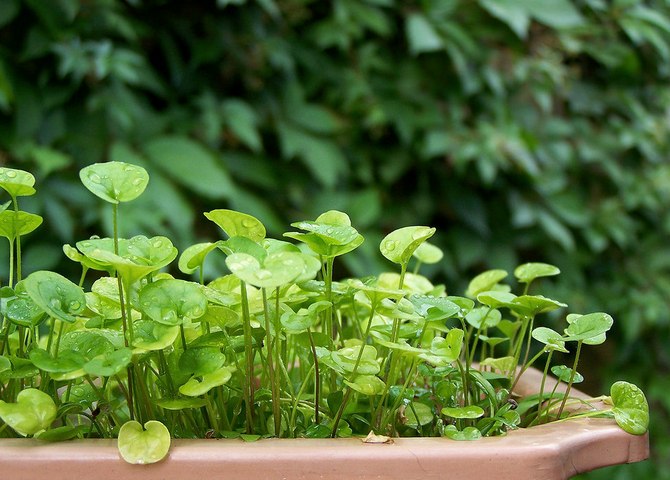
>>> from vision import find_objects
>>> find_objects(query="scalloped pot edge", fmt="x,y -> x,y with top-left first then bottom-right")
0,368 -> 649,480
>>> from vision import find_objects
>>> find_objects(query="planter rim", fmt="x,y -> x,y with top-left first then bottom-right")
0,369 -> 649,480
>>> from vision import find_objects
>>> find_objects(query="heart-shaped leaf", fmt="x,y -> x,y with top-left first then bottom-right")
564,312 -> 613,342
0,210 -> 43,241
0,167 -> 36,198
480,355 -> 516,375
0,388 -> 57,436
139,279 -> 207,326
204,209 -> 266,242
610,381 -> 649,435
22,271 -> 86,323
118,420 -> 171,464
80,162 -> 149,204
380,226 -> 436,266
418,329 -> 464,366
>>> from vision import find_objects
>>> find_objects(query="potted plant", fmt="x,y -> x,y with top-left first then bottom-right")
0,163 -> 649,478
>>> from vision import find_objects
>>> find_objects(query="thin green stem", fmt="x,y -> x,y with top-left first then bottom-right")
239,281 -> 255,433
556,340 -> 583,419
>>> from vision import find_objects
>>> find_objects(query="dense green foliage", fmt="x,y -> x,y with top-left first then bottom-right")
0,0 -> 669,476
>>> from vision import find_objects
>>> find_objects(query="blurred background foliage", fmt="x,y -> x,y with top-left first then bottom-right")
0,0 -> 669,476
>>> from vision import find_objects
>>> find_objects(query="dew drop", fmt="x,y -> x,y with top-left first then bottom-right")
69,301 -> 81,311
255,269 -> 272,280
132,178 -> 143,186
89,173 -> 102,184
5,170 -> 16,179
50,298 -> 62,310
152,240 -> 163,248
384,240 -> 398,251
241,218 -> 257,228
411,230 -> 426,240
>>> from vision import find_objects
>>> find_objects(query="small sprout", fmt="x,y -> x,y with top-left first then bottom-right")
225,251 -> 310,288
117,420 -> 171,464
564,312 -> 613,343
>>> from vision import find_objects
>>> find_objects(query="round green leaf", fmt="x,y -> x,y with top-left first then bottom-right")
118,420 -> 171,464
514,263 -> 560,284
344,375 -> 386,395
0,388 -> 57,436
204,209 -> 266,242
441,405 -> 485,419
408,295 -> 461,321
84,348 -> 133,377
0,167 -> 36,198
532,327 -> 569,353
565,312 -> 613,342
380,226 -> 436,266
178,347 -> 226,376
29,348 -> 86,374
480,355 -> 516,375
132,320 -> 180,351
179,367 -> 234,396
404,401 -> 435,428
465,307 -> 502,329
22,271 -> 86,323
80,162 -> 149,204
610,381 -> 649,435
178,242 -> 220,274
465,270 -> 508,298
78,236 -> 178,285
5,292 -> 45,327
0,210 -> 43,241
511,295 -> 567,317
226,251 -> 305,288
139,279 -> 207,326
443,425 -> 482,441
551,365 -> 583,383
413,241 -> 444,264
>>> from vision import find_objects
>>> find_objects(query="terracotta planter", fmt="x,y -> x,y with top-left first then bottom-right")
0,368 -> 649,480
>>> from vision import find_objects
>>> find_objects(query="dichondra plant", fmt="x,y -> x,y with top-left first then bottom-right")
0,163 -> 649,464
